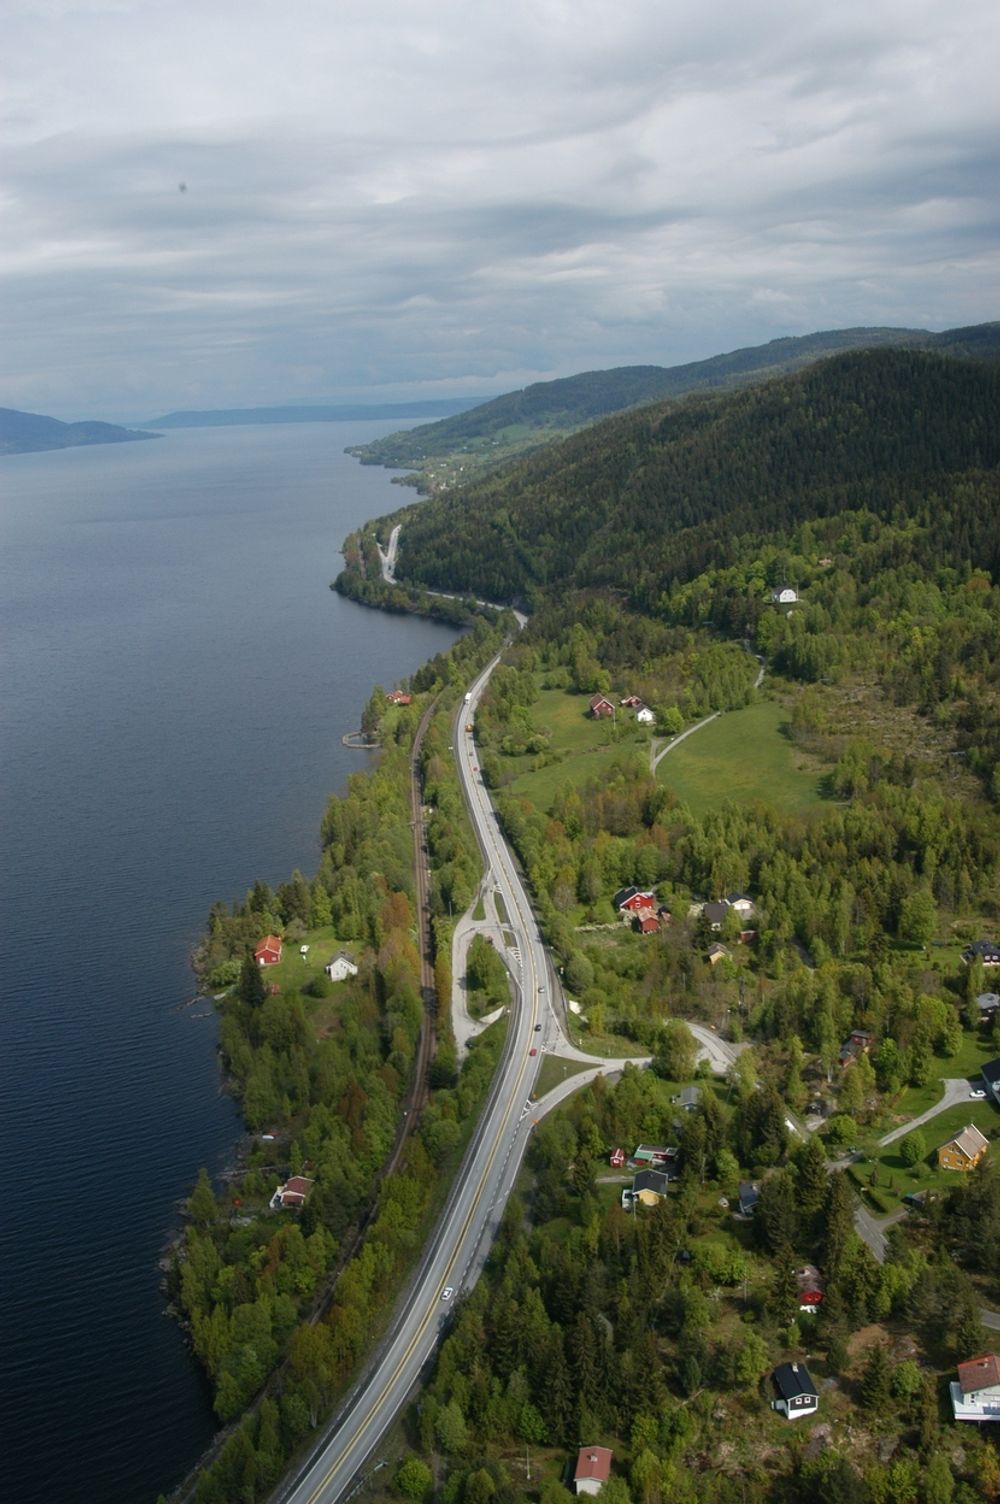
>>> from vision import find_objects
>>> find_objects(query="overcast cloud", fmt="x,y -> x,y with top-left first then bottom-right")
3,0 -> 998,419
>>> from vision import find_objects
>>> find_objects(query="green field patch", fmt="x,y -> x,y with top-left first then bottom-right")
262,926 -> 348,993
534,1054 -> 598,1097
656,699 -> 830,817
504,687 -> 651,810
853,1099 -> 1000,1211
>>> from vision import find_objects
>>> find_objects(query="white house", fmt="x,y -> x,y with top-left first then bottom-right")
636,706 -> 655,725
324,950 -> 358,982
771,1362 -> 818,1420
574,1447 -> 613,1496
771,586 -> 798,605
952,1355 -> 1000,1421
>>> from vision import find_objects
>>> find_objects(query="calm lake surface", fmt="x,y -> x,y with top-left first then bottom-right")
0,424 -> 459,1504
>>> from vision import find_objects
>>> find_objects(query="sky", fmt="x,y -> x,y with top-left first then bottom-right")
3,0 -> 998,421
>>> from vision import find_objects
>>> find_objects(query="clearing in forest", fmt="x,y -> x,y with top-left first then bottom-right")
656,699 -> 829,817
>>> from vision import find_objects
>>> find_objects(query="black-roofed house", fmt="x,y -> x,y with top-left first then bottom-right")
738,1181 -> 760,1216
982,1059 -> 1000,1101
977,993 -> 1000,1017
632,1169 -> 671,1206
965,940 -> 1000,967
770,1362 -> 818,1420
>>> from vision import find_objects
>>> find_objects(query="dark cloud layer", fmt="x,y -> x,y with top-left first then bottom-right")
3,0 -> 998,418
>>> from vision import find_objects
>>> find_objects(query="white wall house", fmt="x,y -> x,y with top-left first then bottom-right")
325,950 -> 358,982
952,1355 -> 1000,1421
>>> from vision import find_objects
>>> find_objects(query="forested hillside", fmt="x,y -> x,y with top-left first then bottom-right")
346,322 -> 998,481
367,349 -> 1000,605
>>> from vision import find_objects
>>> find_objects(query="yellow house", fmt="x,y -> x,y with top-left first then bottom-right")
938,1124 -> 989,1172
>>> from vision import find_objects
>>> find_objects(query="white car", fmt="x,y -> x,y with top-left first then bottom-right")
441,1286 -> 455,1302
970,1087 -> 987,1099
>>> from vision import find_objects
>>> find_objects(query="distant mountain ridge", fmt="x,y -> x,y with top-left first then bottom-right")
349,322 -> 1000,477
347,344 -> 1000,608
0,406 -> 158,457
144,399 -> 485,429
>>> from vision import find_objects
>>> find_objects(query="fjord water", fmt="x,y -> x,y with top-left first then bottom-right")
0,424 -> 459,1504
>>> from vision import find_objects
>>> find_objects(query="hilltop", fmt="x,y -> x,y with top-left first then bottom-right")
346,322 -> 1000,486
0,406 -> 158,457
343,344 -> 1000,609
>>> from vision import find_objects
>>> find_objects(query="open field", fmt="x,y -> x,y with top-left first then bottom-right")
851,1098 -> 1000,1212
507,688 -> 651,808
656,698 -> 830,817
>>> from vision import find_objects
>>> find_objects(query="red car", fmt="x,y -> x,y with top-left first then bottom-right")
529,1047 -> 538,1056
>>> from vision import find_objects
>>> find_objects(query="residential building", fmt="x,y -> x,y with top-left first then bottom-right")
770,586 -> 799,605
609,1147 -> 626,1169
574,1448 -> 613,1495
632,1169 -> 671,1205
589,694 -> 615,719
770,1362 -> 818,1420
324,950 -> 358,982
385,689 -> 412,706
976,993 -> 1000,1017
613,886 -> 656,915
938,1124 -> 989,1172
738,1181 -> 760,1216
964,940 -> 1000,967
706,942 -> 731,966
951,1354 -> 1000,1421
254,935 -> 283,967
270,1174 -> 315,1211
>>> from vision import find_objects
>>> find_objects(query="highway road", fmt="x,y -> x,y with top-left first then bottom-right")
280,655 -> 563,1504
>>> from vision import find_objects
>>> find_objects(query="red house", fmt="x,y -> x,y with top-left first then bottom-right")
255,935 -> 283,967
635,914 -> 660,935
589,694 -> 615,718
620,695 -> 643,709
614,887 -> 656,915
609,1147 -> 626,1168
386,690 -> 412,706
574,1447 -> 613,1496
269,1174 -> 315,1210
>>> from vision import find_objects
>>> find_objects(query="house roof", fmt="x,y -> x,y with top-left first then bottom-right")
284,1175 -> 315,1196
958,1354 -> 1000,1394
706,942 -> 730,960
773,1362 -> 817,1401
977,993 -> 1000,1011
633,1169 -> 670,1195
982,1059 -> 1000,1087
574,1448 -> 613,1484
678,1086 -> 701,1106
589,693 -> 614,710
326,949 -> 356,967
738,1180 -> 759,1203
944,1124 -> 989,1160
703,901 -> 729,925
966,939 -> 1000,959
255,934 -> 282,954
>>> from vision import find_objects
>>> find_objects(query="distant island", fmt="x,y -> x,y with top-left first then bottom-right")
143,398 -> 485,428
0,406 -> 159,458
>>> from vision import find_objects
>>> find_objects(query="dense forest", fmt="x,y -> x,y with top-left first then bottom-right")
342,346 -> 1000,608
346,322 -> 998,478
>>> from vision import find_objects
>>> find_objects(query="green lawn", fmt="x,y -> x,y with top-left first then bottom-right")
852,1099 -> 1000,1212
507,688 -> 651,809
262,926 -> 346,990
534,1054 -> 597,1097
656,699 -> 830,817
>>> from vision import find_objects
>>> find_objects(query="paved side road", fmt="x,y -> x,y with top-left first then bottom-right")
876,1078 -> 975,1147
